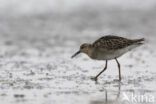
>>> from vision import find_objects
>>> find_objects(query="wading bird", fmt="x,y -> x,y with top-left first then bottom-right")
71,35 -> 144,81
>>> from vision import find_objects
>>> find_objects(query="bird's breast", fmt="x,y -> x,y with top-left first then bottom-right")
90,47 -> 132,60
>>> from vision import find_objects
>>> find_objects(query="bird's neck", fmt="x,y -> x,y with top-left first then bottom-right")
86,47 -> 94,58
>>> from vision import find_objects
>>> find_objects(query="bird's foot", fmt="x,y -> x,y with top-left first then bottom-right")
91,77 -> 98,82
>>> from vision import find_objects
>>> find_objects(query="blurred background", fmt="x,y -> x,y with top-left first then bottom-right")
0,0 -> 156,104
0,0 -> 156,48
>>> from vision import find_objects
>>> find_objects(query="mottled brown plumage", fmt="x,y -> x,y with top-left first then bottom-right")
71,35 -> 145,81
92,35 -> 144,50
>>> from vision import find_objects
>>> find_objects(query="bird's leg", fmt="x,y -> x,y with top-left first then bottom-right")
115,58 -> 121,81
91,60 -> 108,81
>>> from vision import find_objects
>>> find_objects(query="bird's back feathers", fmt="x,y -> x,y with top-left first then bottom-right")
92,35 -> 144,50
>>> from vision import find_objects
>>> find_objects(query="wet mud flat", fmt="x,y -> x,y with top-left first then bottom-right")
0,7 -> 156,104
0,35 -> 155,104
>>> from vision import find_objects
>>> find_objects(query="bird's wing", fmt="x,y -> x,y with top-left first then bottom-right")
92,35 -> 134,50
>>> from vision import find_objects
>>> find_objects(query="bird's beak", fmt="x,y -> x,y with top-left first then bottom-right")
71,51 -> 80,58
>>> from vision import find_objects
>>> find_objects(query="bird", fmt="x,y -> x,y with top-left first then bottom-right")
71,35 -> 145,81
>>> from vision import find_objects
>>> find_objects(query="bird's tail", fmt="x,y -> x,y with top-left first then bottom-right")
133,38 -> 145,45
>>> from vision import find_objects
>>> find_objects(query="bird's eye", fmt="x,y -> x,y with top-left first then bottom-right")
81,46 -> 85,49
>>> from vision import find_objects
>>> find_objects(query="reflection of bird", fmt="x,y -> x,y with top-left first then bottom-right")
90,82 -> 121,104
71,35 -> 144,81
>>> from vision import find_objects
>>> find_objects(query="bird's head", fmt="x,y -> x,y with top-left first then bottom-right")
71,43 -> 92,58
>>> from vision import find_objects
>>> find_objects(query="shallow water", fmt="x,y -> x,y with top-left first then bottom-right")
0,34 -> 155,104
0,5 -> 156,104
